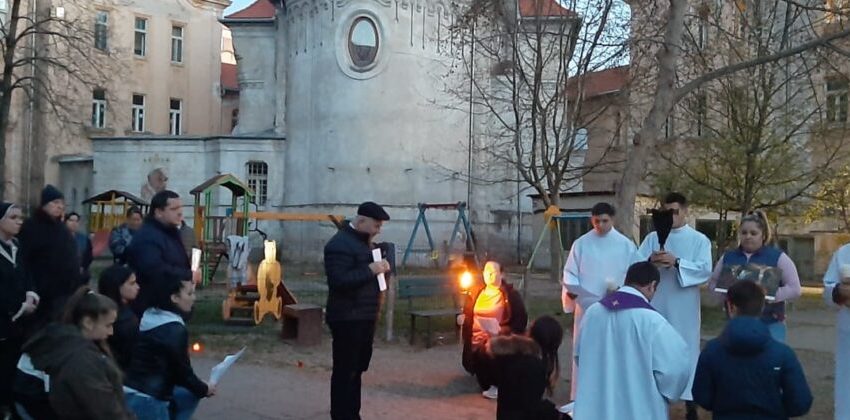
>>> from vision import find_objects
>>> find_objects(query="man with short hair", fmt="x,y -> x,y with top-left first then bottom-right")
693,280 -> 812,419
573,261 -> 690,420
127,190 -> 197,315
637,192 -> 713,420
562,202 -> 637,400
325,201 -> 392,420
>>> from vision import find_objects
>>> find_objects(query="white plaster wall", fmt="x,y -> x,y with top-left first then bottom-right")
229,23 -> 278,134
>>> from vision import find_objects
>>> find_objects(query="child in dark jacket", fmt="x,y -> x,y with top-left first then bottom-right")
124,278 -> 214,420
488,315 -> 571,420
693,280 -> 813,419
98,265 -> 140,370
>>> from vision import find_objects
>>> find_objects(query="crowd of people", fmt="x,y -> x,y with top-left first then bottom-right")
0,186 -> 213,420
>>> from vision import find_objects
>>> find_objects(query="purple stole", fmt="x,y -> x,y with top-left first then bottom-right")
599,290 -> 656,312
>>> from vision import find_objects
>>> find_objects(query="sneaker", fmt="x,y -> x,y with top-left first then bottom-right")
482,385 -> 498,399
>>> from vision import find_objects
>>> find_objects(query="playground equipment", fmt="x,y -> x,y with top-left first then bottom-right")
82,190 -> 149,257
401,202 -> 480,269
519,205 -> 589,296
222,239 -> 297,324
190,174 -> 254,286
83,190 -> 149,232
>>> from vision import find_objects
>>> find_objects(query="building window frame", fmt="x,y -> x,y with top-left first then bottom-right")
169,98 -> 182,135
91,89 -> 106,129
134,17 -> 147,57
827,77 -> 849,123
171,25 -> 184,64
94,10 -> 109,51
246,161 -> 269,205
131,94 -> 145,133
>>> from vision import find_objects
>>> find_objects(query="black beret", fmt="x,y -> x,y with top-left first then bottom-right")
357,201 -> 390,221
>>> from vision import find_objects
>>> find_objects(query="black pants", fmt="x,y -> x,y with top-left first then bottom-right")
0,336 -> 21,407
329,320 -> 376,420
470,343 -> 497,390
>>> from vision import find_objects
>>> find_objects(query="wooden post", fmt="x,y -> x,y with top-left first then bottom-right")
386,273 -> 396,341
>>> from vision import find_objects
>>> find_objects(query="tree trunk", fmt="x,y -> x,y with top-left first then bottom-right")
0,0 -> 24,200
615,0 -> 688,239
547,193 -> 562,285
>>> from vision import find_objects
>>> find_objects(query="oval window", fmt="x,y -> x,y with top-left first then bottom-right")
348,17 -> 378,68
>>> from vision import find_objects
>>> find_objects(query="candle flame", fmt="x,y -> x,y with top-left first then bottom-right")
460,271 -> 473,290
192,342 -> 202,352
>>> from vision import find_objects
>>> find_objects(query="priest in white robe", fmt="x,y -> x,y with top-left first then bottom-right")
636,193 -> 712,414
573,261 -> 690,420
823,243 -> 850,420
562,202 -> 637,400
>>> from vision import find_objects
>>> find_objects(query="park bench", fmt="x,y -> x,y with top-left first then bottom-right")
397,276 -> 463,348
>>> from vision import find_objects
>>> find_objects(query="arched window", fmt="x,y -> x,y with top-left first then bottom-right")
246,161 -> 268,205
348,17 -> 378,68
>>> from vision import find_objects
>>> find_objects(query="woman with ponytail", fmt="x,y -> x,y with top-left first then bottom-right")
15,286 -> 132,420
708,210 -> 803,342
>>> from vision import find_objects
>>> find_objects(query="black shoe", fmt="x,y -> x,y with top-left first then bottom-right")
685,401 -> 698,420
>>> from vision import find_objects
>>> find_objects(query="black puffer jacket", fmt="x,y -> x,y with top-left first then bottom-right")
109,306 -> 139,371
462,281 -> 528,372
126,218 -> 192,315
124,309 -> 208,401
324,224 -> 381,323
17,209 -> 81,322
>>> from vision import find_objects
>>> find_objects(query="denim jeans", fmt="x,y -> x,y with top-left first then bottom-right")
765,321 -> 787,343
125,386 -> 200,420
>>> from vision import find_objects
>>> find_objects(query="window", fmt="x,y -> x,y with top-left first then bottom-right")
557,214 -> 592,251
171,26 -> 184,63
169,99 -> 182,135
827,78 -> 849,123
695,93 -> 707,136
246,161 -> 268,205
134,17 -> 147,57
94,11 -> 108,51
697,18 -> 707,49
574,128 -> 589,150
664,116 -> 674,138
231,109 -> 239,130
131,94 -> 145,132
0,0 -> 8,25
348,17 -> 378,68
91,89 -> 106,128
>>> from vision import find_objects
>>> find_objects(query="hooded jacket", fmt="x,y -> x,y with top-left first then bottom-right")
488,335 -> 564,420
692,316 -> 813,419
124,308 -> 208,401
22,323 -> 132,420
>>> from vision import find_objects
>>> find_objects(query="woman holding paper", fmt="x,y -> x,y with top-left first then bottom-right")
461,261 -> 528,399
124,279 -> 215,420
707,210 -> 802,342
0,202 -> 38,417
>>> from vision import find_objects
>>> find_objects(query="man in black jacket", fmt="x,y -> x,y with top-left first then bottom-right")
18,185 -> 81,327
127,190 -> 197,316
325,201 -> 391,420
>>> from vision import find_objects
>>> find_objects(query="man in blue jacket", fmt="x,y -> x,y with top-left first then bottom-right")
693,280 -> 812,419
324,202 -> 391,420
127,190 -> 196,316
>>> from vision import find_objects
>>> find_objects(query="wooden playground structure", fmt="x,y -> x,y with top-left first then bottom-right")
82,190 -> 150,256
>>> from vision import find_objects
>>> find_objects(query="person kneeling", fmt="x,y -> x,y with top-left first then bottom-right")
461,261 -> 528,399
124,279 -> 215,420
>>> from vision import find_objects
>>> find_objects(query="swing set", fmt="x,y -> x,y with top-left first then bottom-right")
401,202 -> 480,269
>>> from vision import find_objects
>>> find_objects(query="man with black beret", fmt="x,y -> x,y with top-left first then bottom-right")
324,201 -> 391,420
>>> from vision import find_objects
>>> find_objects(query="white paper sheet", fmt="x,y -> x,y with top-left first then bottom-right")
191,248 -> 202,272
475,316 -> 500,336
371,248 -> 387,291
209,347 -> 246,386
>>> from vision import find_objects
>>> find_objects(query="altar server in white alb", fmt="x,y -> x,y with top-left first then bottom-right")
637,192 -> 712,420
562,202 -> 637,400
823,243 -> 850,420
573,262 -> 690,420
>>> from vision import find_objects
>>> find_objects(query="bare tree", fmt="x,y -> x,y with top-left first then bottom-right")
0,0 -> 115,201
450,0 -> 631,281
614,0 -> 850,237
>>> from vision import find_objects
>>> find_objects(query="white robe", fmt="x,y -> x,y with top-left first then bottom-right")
573,286 -> 690,420
562,227 -> 638,399
823,244 -> 850,420
637,225 -> 712,400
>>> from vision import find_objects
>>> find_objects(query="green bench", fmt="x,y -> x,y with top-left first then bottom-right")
397,276 -> 463,348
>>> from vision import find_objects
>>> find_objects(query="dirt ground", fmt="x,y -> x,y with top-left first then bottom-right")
192,275 -> 839,419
